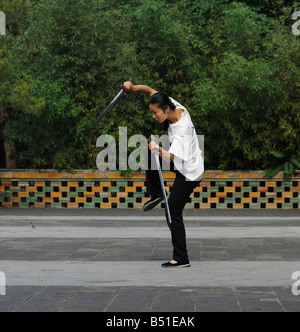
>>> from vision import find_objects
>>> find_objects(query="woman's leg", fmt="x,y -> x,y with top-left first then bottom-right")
144,148 -> 175,211
145,148 -> 163,197
166,173 -> 200,263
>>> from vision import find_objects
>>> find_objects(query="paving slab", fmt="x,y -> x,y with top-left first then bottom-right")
0,209 -> 299,312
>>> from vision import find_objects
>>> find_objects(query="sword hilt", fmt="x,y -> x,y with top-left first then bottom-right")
121,78 -> 133,94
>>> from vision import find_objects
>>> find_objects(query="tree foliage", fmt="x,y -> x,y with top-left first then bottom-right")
0,0 -> 299,171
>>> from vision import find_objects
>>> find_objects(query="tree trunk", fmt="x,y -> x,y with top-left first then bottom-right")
2,122 -> 17,169
0,103 -> 18,169
4,139 -> 17,169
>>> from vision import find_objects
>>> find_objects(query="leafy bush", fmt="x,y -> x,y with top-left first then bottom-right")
0,0 -> 299,171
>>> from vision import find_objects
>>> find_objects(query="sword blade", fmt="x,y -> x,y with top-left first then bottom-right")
154,153 -> 172,225
91,89 -> 124,129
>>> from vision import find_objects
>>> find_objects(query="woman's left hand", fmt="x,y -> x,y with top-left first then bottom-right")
149,141 -> 160,154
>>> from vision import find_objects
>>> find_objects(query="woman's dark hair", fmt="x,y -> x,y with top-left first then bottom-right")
148,92 -> 176,111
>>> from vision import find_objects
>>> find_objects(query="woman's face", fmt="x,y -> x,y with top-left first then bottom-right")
149,104 -> 168,124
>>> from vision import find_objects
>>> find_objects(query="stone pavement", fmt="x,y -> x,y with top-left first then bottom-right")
0,209 -> 299,312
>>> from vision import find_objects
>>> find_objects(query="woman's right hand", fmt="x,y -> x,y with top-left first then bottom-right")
123,80 -> 135,93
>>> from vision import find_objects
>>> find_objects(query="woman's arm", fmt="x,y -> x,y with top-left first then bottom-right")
123,81 -> 157,96
149,141 -> 175,162
160,147 -> 175,162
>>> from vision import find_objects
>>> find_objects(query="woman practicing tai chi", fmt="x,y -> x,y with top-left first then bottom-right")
123,81 -> 204,268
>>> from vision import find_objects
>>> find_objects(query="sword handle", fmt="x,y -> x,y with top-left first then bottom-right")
121,78 -> 134,93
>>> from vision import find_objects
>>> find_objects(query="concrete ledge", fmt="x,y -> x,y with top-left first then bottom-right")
0,169 -> 299,180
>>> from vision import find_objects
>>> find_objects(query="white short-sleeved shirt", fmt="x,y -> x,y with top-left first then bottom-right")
168,97 -> 204,182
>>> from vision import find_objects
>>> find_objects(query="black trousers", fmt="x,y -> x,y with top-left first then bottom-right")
146,149 -> 201,263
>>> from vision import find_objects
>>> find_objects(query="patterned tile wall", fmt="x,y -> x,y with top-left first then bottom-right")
0,171 -> 299,209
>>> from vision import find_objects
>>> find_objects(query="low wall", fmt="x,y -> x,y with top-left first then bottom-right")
0,170 -> 299,209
